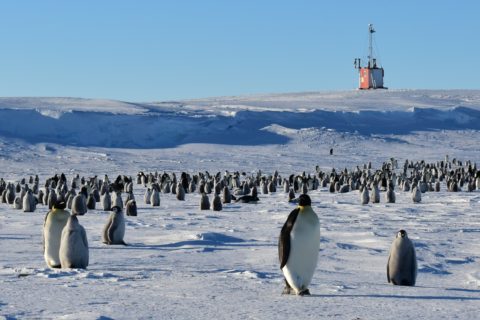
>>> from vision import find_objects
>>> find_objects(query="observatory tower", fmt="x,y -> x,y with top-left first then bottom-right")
354,24 -> 386,89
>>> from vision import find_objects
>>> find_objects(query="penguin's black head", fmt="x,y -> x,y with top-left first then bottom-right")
111,206 -> 122,213
298,194 -> 311,207
53,200 -> 66,210
398,229 -> 407,238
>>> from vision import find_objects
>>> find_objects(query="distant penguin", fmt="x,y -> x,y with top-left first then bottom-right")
150,188 -> 160,207
278,194 -> 320,296
144,188 -> 152,205
301,182 -> 308,195
251,185 -> 258,198
112,192 -> 123,209
13,196 -> 22,209
102,206 -> 126,245
387,230 -> 417,286
385,185 -> 396,203
23,190 -> 36,212
5,185 -> 15,204
434,181 -> 440,192
268,180 -> 276,193
47,189 -> 57,209
162,182 -> 171,194
66,194 -> 74,209
204,182 -> 212,194
288,188 -> 296,202
242,183 -> 250,196
125,199 -> 137,216
361,186 -> 370,205
222,186 -> 232,204
176,183 -> 186,201
59,215 -> 89,269
102,191 -> 112,211
212,194 -> 222,211
370,184 -> 380,203
339,184 -> 350,193
188,181 -> 196,193
43,201 -> 71,268
200,193 -> 210,210
235,195 -> 259,203
86,193 -> 96,210
412,187 -> 421,203
92,188 -> 101,202
261,181 -> 268,194
124,191 -> 135,206
71,194 -> 87,215
329,181 -> 335,193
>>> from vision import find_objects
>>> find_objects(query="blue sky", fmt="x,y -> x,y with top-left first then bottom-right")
0,1 -> 478,101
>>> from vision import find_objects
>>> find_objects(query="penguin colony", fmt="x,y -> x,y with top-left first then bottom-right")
0,155 -> 477,294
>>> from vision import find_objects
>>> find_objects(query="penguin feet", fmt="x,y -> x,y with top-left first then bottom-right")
282,286 -> 293,295
298,289 -> 311,296
281,279 -> 294,295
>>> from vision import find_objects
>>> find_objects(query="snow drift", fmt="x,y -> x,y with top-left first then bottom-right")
0,90 -> 479,148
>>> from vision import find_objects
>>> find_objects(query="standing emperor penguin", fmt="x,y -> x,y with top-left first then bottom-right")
387,230 -> 417,286
412,186 -> 421,203
59,215 -> 89,269
360,185 -> 370,205
278,194 -> 320,296
102,206 -> 126,245
43,201 -> 71,268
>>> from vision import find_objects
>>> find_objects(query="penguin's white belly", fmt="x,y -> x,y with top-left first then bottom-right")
44,221 -> 66,267
282,211 -> 320,293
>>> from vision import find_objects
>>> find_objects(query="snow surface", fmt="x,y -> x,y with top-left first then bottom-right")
1,90 -> 480,319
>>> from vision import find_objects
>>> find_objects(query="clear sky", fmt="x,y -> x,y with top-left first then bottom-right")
0,0 -> 478,102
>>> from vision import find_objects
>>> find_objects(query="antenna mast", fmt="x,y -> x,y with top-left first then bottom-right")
368,24 -> 375,68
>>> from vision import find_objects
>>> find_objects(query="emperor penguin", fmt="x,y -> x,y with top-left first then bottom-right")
144,188 -> 151,205
86,193 -> 96,210
200,193 -> 210,210
360,185 -> 370,205
387,230 -> 417,286
278,194 -> 320,296
412,186 -> 421,203
222,186 -> 232,204
176,183 -> 186,201
23,190 -> 36,212
43,201 -> 71,268
59,215 -> 89,269
101,191 -> 112,211
47,189 -> 57,209
385,185 -> 396,203
370,183 -> 380,203
112,191 -> 123,209
150,188 -> 160,207
102,206 -> 126,245
212,194 -> 222,211
71,194 -> 87,215
125,199 -> 137,216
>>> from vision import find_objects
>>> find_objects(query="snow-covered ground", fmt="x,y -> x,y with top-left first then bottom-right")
1,90 -> 479,319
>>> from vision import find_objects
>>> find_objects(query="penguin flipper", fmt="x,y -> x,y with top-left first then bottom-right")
107,218 -> 116,244
409,246 -> 417,285
278,208 -> 300,269
386,255 -> 391,283
81,228 -> 88,248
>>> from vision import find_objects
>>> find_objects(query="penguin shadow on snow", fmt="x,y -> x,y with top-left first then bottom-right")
102,232 -> 269,252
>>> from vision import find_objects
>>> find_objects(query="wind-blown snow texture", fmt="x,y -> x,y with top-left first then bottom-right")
1,90 -> 480,319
